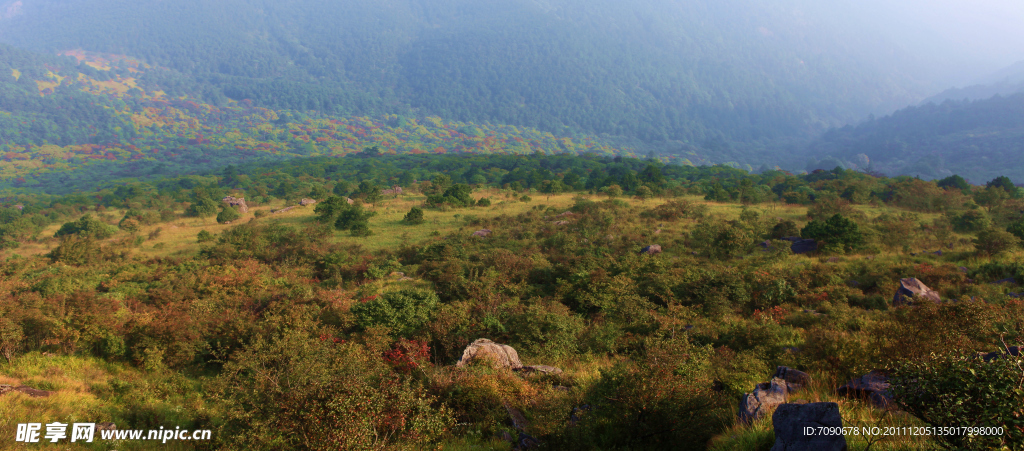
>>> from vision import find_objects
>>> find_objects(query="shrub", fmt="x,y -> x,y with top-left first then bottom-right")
558,338 -> 729,450
185,197 -> 219,217
351,289 -> 440,338
1007,219 -> 1024,240
890,351 -> 1024,450
973,228 -> 1020,256
197,230 -> 214,243
801,214 -> 863,253
403,207 -> 425,225
216,327 -> 453,450
807,197 -> 856,221
54,215 -> 116,239
950,209 -> 992,233
476,197 -> 491,207
770,219 -> 800,239
253,209 -> 268,219
216,206 -> 240,224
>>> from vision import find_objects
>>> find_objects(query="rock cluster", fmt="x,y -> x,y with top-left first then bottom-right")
739,366 -> 811,424
472,229 -> 492,237
221,196 -> 248,213
381,185 -> 404,196
299,198 -> 317,206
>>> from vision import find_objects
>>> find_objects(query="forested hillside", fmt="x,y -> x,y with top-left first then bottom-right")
0,45 -> 673,194
0,0 -> 931,158
805,93 -> 1024,183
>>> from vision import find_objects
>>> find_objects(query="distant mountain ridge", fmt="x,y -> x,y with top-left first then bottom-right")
0,0 -> 936,161
922,60 -> 1024,104
805,93 -> 1024,183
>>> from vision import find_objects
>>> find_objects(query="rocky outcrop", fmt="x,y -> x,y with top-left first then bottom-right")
0,384 -> 53,398
222,196 -> 249,213
837,370 -> 893,409
381,185 -> 404,197
457,339 -> 523,369
640,244 -> 662,255
739,378 -> 791,424
473,229 -> 492,237
892,278 -> 941,306
790,239 -> 817,254
299,198 -> 317,206
770,402 -> 848,451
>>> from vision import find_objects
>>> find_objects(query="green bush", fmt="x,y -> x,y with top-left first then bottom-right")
950,209 -> 992,233
801,214 -> 863,253
476,197 -> 491,207
890,351 -> 1024,450
973,228 -> 1020,256
197,230 -> 215,243
216,327 -> 453,450
54,215 -> 116,239
351,289 -> 440,338
216,206 -> 240,224
403,207 -> 425,225
1007,219 -> 1024,241
185,197 -> 219,217
558,338 -> 729,450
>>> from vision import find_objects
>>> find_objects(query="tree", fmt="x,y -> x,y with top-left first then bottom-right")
334,203 -> 376,235
937,174 -> 970,192
314,196 -> 351,224
635,185 -> 654,203
801,214 -> 863,253
603,184 -> 623,198
358,180 -> 383,205
308,184 -> 330,200
350,289 -> 439,338
404,207 -> 425,225
186,197 -> 219,217
197,230 -> 215,243
986,175 -> 1020,197
973,228 -> 1020,256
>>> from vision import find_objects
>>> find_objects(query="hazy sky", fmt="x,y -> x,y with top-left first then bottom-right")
852,0 -> 1024,85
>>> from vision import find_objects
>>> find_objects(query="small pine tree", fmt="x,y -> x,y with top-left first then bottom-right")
404,207 -> 425,225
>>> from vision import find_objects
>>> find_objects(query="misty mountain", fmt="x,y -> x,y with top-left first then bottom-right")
805,93 -> 1024,183
922,61 -> 1024,105
0,0 -> 939,162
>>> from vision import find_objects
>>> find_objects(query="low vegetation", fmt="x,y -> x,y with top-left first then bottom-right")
1,153 -> 1022,450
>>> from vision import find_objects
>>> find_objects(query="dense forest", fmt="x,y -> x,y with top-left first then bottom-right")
0,0 -> 933,160
1,153 -> 1023,450
805,93 -> 1024,182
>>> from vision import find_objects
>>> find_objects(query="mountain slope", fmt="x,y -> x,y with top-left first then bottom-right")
0,0 -> 931,156
805,93 -> 1024,183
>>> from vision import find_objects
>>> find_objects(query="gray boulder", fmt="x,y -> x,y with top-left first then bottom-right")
457,339 -> 523,369
892,278 -> 941,306
473,229 -> 492,237
790,239 -> 817,254
770,402 -> 848,451
837,370 -> 893,409
772,366 -> 811,390
0,384 -> 53,398
739,378 -> 790,424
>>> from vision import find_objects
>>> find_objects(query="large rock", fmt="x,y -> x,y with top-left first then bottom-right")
457,339 -> 523,370
739,378 -> 790,424
770,402 -> 848,451
222,196 -> 249,213
773,366 -> 811,390
892,278 -> 941,306
299,198 -> 317,206
837,370 -> 893,409
790,239 -> 817,254
473,229 -> 492,237
640,244 -> 662,255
